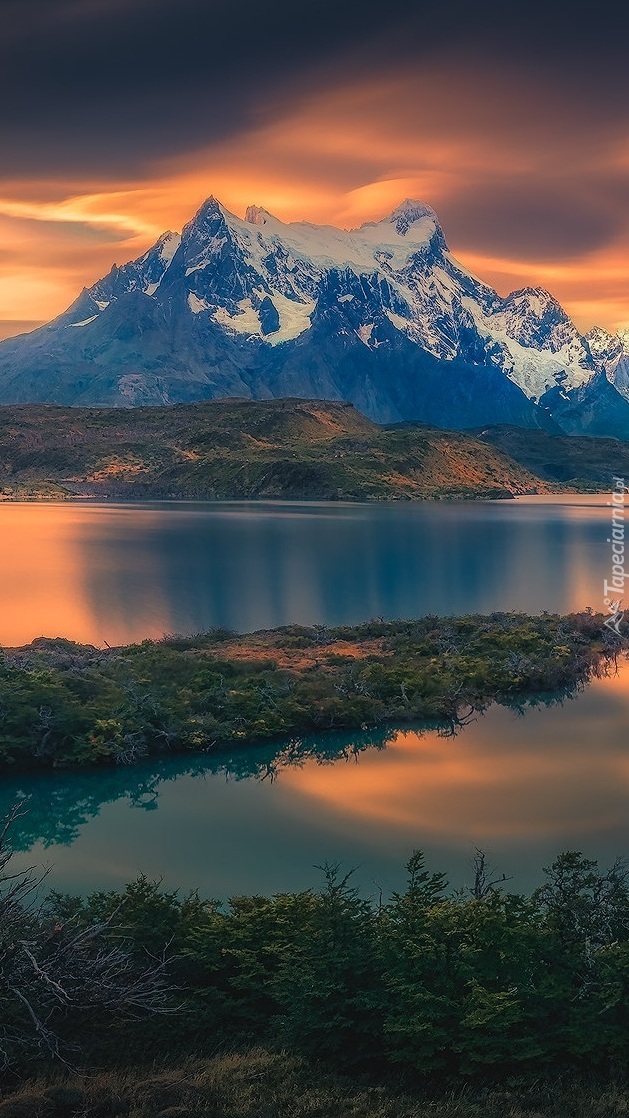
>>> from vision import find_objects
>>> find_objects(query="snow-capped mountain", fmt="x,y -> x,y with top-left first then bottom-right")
585,327 -> 629,402
0,194 -> 626,435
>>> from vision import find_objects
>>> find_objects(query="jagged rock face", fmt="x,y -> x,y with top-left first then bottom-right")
586,326 -> 624,365
491,288 -> 578,352
0,194 -> 624,434
611,354 -> 629,403
541,370 -> 629,441
585,326 -> 629,403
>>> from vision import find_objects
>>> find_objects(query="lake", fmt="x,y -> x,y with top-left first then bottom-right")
0,495 -> 616,646
0,495 -> 626,898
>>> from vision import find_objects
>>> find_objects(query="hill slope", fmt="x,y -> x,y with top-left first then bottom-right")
0,398 -> 625,502
476,424 -> 629,488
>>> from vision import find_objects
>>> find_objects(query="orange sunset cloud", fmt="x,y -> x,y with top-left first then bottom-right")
0,22 -> 627,339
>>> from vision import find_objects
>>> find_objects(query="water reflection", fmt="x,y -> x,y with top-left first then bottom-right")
1,663 -> 628,897
0,727 -> 404,852
0,504 -> 97,644
0,497 -> 614,646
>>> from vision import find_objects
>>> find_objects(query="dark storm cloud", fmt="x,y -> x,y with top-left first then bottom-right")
0,0 -> 414,176
0,0 -> 627,179
440,181 -> 627,261
1,0 -> 628,331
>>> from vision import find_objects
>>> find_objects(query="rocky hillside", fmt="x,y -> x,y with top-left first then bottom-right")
0,398 -> 625,502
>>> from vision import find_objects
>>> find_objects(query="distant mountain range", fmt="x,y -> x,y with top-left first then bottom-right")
0,196 -> 627,436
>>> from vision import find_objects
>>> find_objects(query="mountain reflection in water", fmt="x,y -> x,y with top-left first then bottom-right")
0,496 -> 616,646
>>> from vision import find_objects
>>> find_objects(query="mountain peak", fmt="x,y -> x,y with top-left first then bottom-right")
388,198 -> 437,235
512,285 -> 556,301
586,325 -> 629,366
354,198 -> 441,243
355,197 -> 437,239
389,198 -> 435,222
7,187 -> 608,430
504,286 -> 565,317
245,205 -> 273,226
191,195 -> 225,224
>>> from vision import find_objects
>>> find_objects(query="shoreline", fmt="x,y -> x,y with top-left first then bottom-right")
0,487 -> 609,505
0,611 -> 621,775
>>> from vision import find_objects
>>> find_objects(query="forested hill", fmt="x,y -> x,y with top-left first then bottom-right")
0,398 -> 627,501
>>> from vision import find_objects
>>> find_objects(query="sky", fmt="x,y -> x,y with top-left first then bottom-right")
0,0 -> 627,340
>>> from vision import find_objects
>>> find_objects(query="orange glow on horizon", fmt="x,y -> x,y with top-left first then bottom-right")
0,68 -> 626,335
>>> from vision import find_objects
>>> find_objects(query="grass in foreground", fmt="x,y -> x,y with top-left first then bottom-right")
1,1051 -> 629,1118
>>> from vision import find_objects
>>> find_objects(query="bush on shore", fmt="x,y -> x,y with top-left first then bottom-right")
3,805 -> 629,1088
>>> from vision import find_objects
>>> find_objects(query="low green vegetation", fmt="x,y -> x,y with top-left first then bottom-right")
1,605 -> 625,1112
3,831 -> 629,1112
0,611 -> 616,771
0,398 -> 624,501
477,423 -> 629,490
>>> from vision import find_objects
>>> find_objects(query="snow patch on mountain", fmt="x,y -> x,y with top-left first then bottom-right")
586,326 -> 629,366
159,231 -> 181,265
212,299 -> 261,335
212,291 -> 315,344
230,199 -> 441,278
188,293 -> 210,314
460,291 -> 594,400
356,323 -> 375,346
586,326 -> 629,401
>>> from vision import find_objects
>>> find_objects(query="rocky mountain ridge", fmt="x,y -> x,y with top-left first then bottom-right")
0,195 -> 627,435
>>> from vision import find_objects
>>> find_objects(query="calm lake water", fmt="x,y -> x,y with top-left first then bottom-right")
0,495 -> 627,897
0,495 -> 617,645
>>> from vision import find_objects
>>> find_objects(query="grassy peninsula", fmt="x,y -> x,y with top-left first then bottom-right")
0,398 -> 627,501
0,610 -> 617,771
